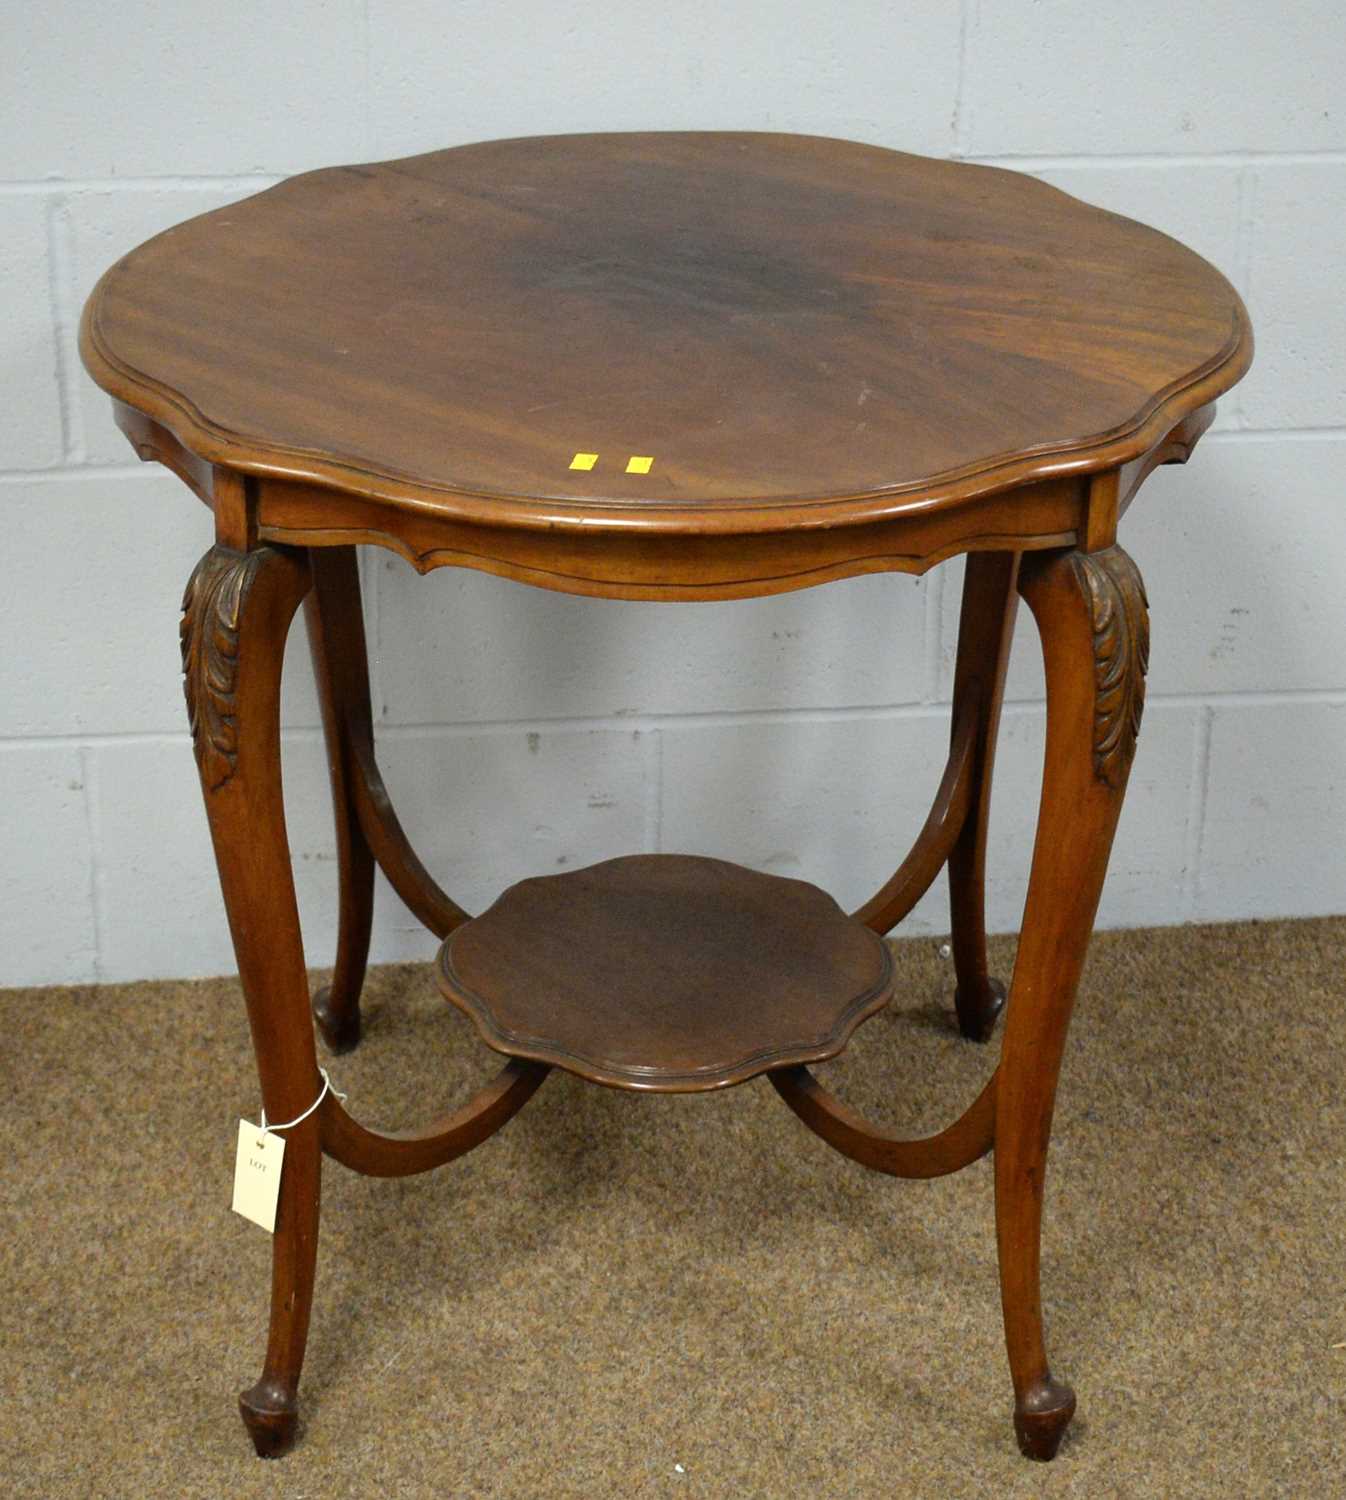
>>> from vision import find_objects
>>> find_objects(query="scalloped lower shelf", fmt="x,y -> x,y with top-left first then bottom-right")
435,854 -> 894,1092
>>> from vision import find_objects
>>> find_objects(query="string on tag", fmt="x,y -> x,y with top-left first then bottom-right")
259,1067 -> 347,1134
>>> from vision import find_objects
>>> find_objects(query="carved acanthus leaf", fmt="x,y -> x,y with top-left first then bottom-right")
1071,546 -> 1149,789
180,548 -> 266,791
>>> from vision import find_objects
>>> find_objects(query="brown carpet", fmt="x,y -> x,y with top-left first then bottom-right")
3,918 -> 1344,1498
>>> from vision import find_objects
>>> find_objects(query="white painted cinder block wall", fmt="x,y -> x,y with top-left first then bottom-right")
3,3 -> 1344,986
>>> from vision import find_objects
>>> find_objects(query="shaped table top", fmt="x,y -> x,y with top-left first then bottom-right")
81,131 -> 1251,533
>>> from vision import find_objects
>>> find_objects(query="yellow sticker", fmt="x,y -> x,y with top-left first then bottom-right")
569,452 -> 598,471
625,456 -> 653,474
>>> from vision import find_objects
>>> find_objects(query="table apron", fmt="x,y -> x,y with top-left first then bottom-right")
254,479 -> 1082,601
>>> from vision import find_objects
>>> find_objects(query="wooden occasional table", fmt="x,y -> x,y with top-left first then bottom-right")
80,132 -> 1252,1462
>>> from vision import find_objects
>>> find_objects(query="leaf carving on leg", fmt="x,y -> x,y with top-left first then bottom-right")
180,547 -> 267,791
1070,546 -> 1149,789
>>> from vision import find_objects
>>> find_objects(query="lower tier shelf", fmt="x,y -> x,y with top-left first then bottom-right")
435,854 -> 894,1092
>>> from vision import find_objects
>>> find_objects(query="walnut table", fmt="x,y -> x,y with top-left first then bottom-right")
80,132 -> 1252,1462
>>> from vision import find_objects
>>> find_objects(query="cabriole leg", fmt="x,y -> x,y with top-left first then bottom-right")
182,542 -> 319,1457
304,546 -> 376,1054
948,551 -> 1019,1041
996,544 -> 1147,1460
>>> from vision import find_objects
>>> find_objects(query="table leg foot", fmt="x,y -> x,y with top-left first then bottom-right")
239,1378 -> 299,1459
312,984 -> 361,1054
1013,1375 -> 1076,1461
953,976 -> 1005,1042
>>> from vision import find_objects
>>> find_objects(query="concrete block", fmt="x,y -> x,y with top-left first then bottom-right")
88,735 -> 334,981
935,553 -> 1044,707
0,746 -> 97,987
66,185 -> 267,463
88,722 -> 649,980
1032,163 -> 1243,284
0,1 -> 365,179
1239,163 -> 1346,429
5,0 -> 1342,994
1030,162 -> 1244,432
963,3 -> 1346,156
1197,700 -> 1346,921
0,471 -> 322,737
938,437 -> 1346,702
1125,437 -> 1346,696
658,712 -> 962,930
983,702 -> 1200,933
375,555 -> 928,724
369,0 -> 961,159
0,197 -> 63,468
658,700 -> 1199,935
368,724 -> 651,949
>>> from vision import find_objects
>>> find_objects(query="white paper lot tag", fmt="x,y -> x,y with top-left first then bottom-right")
232,1120 -> 285,1232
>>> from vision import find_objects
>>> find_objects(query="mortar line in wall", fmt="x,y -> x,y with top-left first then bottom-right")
361,0 -> 374,157
1235,164 -> 1259,297
0,731 -> 192,750
949,0 -> 972,158
1001,688 -> 1346,713
1205,426 -> 1346,443
0,463 -> 146,482
78,744 -> 107,983
1232,164 -> 1259,430
966,149 -> 1346,169
0,173 -> 283,195
922,566 -> 946,703
361,546 -> 385,722
0,150 -> 1341,200
643,727 -> 663,854
372,551 -> 392,722
1183,705 -> 1216,921
655,727 -> 665,851
356,702 -> 959,737
44,194 -> 85,465
8,687 -> 1341,754
3,711 -> 950,755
